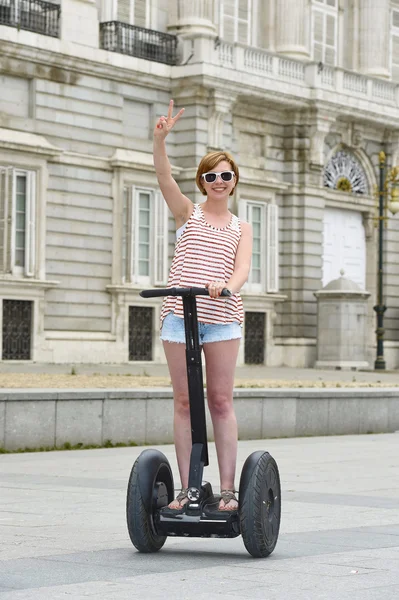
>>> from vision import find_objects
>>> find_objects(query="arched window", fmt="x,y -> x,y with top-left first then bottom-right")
324,149 -> 368,195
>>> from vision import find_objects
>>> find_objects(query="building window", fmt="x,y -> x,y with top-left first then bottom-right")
220,0 -> 254,45
0,167 -> 36,277
312,0 -> 338,66
122,186 -> 168,286
241,200 -> 279,293
129,305 -> 152,360
244,311 -> 265,364
117,0 -> 148,27
2,299 -> 33,360
391,9 -> 399,81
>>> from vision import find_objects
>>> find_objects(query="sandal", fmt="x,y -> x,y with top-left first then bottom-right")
219,489 -> 238,511
168,488 -> 189,510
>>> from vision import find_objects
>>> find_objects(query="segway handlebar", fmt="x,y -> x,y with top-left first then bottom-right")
140,287 -> 232,298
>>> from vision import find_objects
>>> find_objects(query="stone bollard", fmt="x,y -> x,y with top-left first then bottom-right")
314,273 -> 371,369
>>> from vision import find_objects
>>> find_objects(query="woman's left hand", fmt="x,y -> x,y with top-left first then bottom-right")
206,281 -> 227,298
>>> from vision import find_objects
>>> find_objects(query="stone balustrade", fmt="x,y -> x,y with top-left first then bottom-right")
216,42 -> 399,108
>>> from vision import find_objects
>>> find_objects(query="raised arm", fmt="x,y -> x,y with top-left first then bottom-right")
153,100 -> 193,227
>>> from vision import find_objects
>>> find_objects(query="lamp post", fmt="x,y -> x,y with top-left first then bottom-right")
373,151 -> 399,370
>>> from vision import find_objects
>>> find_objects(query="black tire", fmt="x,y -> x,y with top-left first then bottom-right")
126,449 -> 174,553
239,451 -> 281,558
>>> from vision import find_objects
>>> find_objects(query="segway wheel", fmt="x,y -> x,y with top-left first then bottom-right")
239,451 -> 281,558
126,449 -> 174,553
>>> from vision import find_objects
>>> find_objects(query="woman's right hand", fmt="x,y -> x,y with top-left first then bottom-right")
154,99 -> 185,140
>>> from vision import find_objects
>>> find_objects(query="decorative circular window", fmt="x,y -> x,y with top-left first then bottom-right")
324,150 -> 368,194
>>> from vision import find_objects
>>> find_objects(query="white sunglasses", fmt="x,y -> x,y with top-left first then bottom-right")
201,171 -> 235,183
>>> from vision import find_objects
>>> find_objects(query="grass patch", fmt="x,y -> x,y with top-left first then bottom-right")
0,439 -> 138,454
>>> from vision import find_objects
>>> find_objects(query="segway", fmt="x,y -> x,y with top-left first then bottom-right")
126,287 -> 281,558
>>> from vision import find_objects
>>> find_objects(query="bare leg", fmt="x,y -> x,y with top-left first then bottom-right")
163,341 -> 192,507
203,338 -> 240,510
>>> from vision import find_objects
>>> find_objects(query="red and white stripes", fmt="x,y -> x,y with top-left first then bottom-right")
160,204 -> 244,325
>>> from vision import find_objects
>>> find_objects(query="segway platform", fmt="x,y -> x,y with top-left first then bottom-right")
126,287 -> 281,558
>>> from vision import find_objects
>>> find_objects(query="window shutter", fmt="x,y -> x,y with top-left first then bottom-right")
134,0 -> 146,28
392,11 -> 399,81
237,197 -> 247,221
266,203 -> 279,293
223,17 -> 235,42
221,0 -> 252,44
153,191 -> 168,285
312,7 -> 337,66
325,14 -> 336,66
0,167 -> 14,274
130,185 -> 138,282
24,172 -> 36,277
313,9 -> 324,62
221,0 -> 236,43
393,35 -> 399,80
117,0 -> 131,23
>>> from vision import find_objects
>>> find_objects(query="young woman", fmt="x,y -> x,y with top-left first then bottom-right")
154,100 -> 252,511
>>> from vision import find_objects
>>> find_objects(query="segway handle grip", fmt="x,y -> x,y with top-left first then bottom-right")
140,287 -> 232,298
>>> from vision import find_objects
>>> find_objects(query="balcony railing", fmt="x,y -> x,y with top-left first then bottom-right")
216,42 -> 399,107
100,21 -> 177,65
100,21 -> 178,66
0,0 -> 60,37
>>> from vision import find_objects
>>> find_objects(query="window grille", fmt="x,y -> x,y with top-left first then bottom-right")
129,306 -> 153,360
244,311 -> 265,364
2,299 -> 32,360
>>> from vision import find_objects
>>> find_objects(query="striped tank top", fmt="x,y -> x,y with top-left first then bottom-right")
160,203 -> 244,325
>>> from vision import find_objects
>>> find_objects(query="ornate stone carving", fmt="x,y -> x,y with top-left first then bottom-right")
208,91 -> 236,150
324,150 -> 368,194
309,111 -> 336,170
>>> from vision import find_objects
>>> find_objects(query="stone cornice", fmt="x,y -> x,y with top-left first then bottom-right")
0,127 -> 62,157
0,277 -> 60,290
110,149 -> 182,175
0,35 -> 172,90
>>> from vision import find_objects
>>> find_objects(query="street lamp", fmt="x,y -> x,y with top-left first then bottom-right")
373,151 -> 399,370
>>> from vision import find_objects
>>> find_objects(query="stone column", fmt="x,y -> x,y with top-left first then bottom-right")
359,0 -> 390,79
275,0 -> 309,59
171,0 -> 216,35
99,0 -> 116,22
169,1 -> 217,65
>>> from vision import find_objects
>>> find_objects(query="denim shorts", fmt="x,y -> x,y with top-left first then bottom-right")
160,312 -> 242,345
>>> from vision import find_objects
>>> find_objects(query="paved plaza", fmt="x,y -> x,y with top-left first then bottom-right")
1,433 -> 399,599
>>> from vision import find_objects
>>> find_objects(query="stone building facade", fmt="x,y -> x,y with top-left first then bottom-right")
0,0 -> 398,368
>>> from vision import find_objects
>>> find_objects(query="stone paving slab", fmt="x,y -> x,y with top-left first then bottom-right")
0,434 -> 398,599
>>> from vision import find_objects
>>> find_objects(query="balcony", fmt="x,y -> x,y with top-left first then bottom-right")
100,22 -> 178,66
214,42 -> 399,113
0,0 -> 60,37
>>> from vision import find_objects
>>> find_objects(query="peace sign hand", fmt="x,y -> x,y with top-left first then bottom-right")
154,99 -> 185,139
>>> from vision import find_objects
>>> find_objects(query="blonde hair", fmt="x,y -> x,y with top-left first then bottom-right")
196,151 -> 239,196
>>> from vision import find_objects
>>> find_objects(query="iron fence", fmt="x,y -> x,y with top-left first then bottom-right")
100,21 -> 178,66
0,0 -> 60,37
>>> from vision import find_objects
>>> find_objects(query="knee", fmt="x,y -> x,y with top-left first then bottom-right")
174,392 -> 190,417
207,392 -> 233,419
